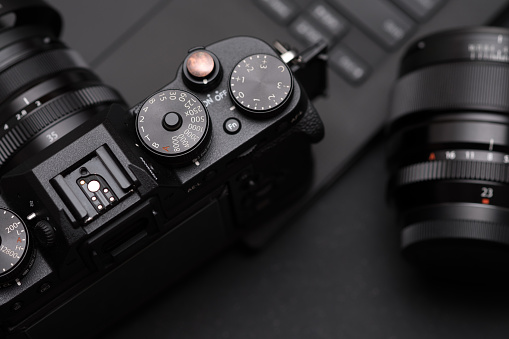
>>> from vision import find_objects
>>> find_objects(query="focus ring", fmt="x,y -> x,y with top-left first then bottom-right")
402,219 -> 509,249
396,160 -> 509,186
0,85 -> 123,165
391,62 -> 509,121
0,48 -> 89,104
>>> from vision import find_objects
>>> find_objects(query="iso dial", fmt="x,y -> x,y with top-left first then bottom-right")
0,208 -> 34,287
229,54 -> 293,117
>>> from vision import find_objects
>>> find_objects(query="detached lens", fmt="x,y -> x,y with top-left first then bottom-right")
0,0 -> 125,173
388,27 -> 509,278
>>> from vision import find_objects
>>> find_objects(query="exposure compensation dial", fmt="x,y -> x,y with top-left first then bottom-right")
136,90 -> 211,166
0,208 -> 34,288
229,53 -> 293,117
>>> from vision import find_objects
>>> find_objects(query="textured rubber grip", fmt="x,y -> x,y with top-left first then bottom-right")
0,49 -> 89,104
402,219 -> 509,249
391,62 -> 509,122
396,160 -> 509,186
0,85 -> 123,165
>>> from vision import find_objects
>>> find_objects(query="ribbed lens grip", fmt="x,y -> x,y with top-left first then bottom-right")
0,49 -> 89,104
391,62 -> 509,121
402,219 -> 509,248
0,85 -> 123,165
395,160 -> 509,186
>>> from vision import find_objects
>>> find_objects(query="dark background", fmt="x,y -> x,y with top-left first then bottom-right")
41,1 -> 509,338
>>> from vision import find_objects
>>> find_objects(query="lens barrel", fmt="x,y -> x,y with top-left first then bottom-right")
0,0 -> 125,173
388,27 -> 509,278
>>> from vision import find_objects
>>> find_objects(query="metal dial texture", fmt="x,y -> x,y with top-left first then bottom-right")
0,209 -> 29,280
229,54 -> 293,115
136,90 -> 210,163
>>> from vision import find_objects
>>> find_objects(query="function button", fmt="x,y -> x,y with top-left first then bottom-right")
391,0 -> 444,21
186,51 -> 215,78
329,45 -> 370,84
289,15 -> 332,46
254,0 -> 299,25
328,0 -> 415,50
224,118 -> 241,134
307,1 -> 349,39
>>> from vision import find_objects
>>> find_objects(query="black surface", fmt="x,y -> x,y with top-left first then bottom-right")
34,0 -> 509,338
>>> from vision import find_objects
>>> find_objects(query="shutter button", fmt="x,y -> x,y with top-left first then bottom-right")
183,49 -> 222,91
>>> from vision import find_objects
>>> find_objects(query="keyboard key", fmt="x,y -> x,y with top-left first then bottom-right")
392,0 -> 444,21
341,27 -> 386,67
307,1 -> 349,38
290,15 -> 332,46
255,0 -> 299,25
328,0 -> 415,50
329,45 -> 370,84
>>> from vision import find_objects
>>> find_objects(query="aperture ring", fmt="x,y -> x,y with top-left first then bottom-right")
396,160 -> 509,186
0,48 -> 89,104
391,62 -> 509,122
0,85 -> 123,165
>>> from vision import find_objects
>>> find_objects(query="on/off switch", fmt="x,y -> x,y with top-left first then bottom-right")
183,49 -> 222,91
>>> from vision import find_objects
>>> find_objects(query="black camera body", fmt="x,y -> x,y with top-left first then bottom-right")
0,35 -> 325,338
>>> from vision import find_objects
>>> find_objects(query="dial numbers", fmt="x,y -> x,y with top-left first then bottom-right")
229,54 -> 293,115
0,209 -> 28,278
136,90 -> 210,164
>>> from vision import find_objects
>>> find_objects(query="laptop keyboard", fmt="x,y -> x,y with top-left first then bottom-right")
256,0 -> 445,84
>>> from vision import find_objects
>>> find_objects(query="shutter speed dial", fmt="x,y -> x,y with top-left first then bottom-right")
229,54 -> 293,117
136,90 -> 211,165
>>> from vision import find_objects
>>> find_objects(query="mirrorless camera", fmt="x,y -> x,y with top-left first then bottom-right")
0,1 -> 326,337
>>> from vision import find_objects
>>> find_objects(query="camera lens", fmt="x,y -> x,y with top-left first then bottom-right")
387,27 -> 509,278
0,0 -> 125,173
